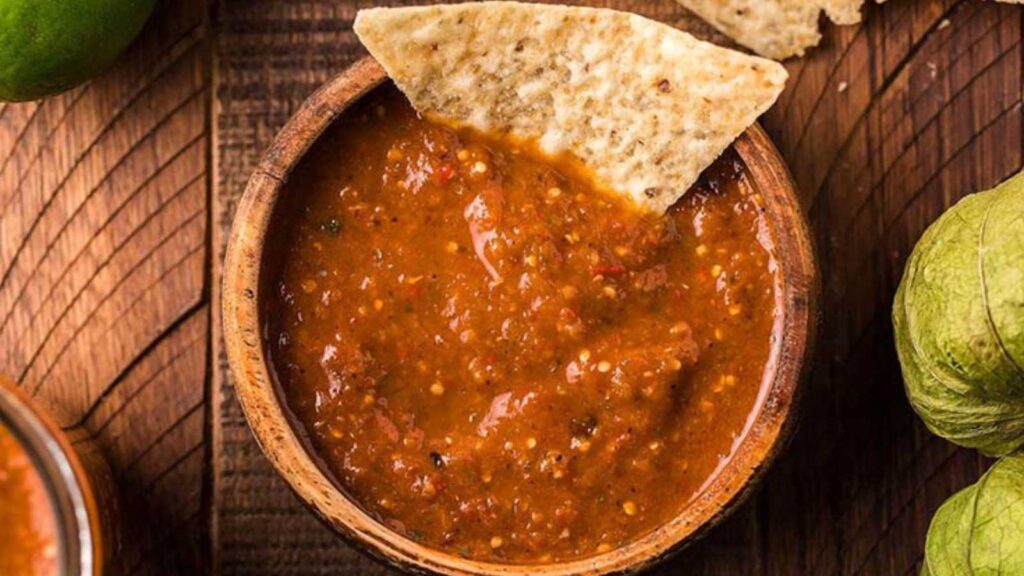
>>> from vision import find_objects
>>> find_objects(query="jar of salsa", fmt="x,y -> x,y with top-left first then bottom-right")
0,376 -> 117,576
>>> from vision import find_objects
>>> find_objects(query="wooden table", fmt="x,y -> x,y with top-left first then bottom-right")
0,0 -> 1015,573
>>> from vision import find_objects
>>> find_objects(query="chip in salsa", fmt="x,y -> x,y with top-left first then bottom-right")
265,87 -> 780,563
354,2 -> 787,213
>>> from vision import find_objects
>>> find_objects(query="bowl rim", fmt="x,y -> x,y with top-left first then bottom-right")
0,377 -> 103,576
222,56 -> 819,575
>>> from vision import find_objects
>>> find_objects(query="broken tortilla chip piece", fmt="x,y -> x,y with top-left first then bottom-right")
354,2 -> 787,214
817,0 -> 869,25
676,0 -> 871,60
675,0 -> 823,60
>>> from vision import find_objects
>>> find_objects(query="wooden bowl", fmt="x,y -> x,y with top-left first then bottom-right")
223,57 -> 819,575
0,376 -> 118,576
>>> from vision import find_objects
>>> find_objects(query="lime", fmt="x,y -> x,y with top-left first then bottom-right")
0,0 -> 156,102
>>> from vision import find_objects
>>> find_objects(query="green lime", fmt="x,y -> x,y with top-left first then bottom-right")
0,0 -> 156,102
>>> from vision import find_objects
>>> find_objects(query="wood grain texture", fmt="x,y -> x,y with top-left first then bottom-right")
0,0 -> 211,573
1,0 -> 1019,573
751,2 -> 1019,575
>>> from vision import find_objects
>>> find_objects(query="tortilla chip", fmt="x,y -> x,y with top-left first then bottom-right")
817,0 -> 868,25
674,1 -> 823,60
676,0 -> 870,59
354,3 -> 787,214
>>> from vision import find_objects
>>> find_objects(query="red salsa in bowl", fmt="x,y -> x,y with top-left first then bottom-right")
264,87 -> 780,563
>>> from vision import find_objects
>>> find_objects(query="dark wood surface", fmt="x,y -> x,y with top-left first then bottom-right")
0,0 -> 1018,573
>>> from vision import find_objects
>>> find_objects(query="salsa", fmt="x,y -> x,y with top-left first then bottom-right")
267,88 -> 779,563
0,423 -> 58,575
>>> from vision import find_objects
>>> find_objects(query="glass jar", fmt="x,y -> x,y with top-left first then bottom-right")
0,376 -> 117,576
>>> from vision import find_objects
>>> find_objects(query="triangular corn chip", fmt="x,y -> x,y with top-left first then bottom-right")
676,0 -> 871,59
354,2 -> 787,214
